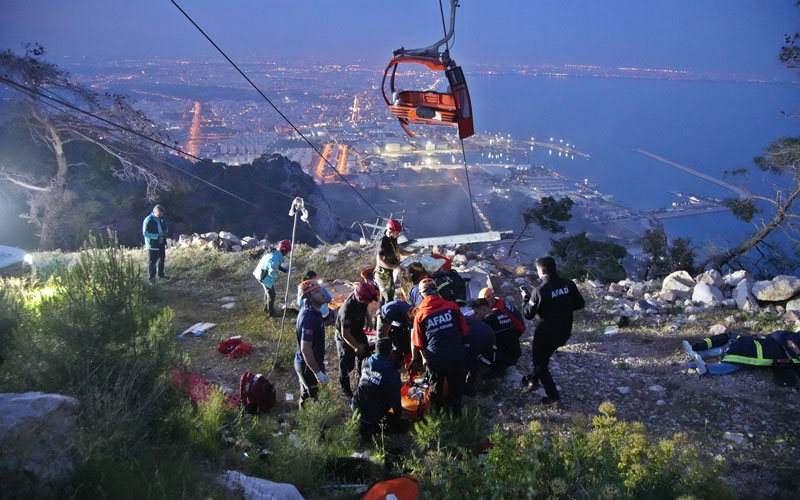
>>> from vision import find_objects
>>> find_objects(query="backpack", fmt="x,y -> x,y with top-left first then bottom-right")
429,269 -> 468,305
252,247 -> 275,282
239,372 -> 276,414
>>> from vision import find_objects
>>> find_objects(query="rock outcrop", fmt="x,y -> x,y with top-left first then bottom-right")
0,392 -> 80,485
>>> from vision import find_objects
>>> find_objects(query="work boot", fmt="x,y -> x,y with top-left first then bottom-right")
541,397 -> 560,408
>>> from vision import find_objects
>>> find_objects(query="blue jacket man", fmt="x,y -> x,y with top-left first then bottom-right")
253,240 -> 292,317
142,205 -> 168,282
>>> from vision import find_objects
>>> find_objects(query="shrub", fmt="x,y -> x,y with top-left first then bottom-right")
0,235 -> 184,497
416,402 -> 734,500
0,277 -> 25,364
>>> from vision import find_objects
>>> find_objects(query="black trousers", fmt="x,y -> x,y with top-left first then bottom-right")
262,284 -> 277,316
427,360 -> 465,417
336,336 -> 366,397
148,245 -> 165,279
530,330 -> 570,401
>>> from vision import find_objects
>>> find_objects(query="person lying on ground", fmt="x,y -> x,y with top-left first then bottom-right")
683,329 -> 800,378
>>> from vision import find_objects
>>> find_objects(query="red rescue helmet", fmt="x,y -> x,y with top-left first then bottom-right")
278,239 -> 292,253
355,282 -> 379,303
298,279 -> 321,299
386,219 -> 402,233
419,277 -> 438,296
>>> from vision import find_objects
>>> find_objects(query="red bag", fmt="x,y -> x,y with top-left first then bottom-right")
217,337 -> 252,358
239,372 -> 276,414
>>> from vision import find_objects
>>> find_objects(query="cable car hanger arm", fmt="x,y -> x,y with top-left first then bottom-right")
392,0 -> 459,59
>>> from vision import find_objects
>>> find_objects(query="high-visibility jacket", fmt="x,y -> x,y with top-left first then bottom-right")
722,330 -> 800,367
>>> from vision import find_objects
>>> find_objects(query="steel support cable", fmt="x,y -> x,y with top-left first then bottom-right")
438,0 -> 450,51
459,137 -> 479,232
170,0 -> 381,218
0,75 -> 349,240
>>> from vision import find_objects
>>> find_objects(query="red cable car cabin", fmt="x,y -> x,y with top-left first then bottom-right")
382,53 -> 474,140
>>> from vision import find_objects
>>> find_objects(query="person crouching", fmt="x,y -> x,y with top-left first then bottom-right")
352,338 -> 409,441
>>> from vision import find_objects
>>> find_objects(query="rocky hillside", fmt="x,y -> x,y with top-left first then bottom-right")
166,237 -> 800,498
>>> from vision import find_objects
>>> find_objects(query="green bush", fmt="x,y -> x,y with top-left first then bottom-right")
0,277 -> 25,364
0,236 -> 189,498
416,402 -> 734,500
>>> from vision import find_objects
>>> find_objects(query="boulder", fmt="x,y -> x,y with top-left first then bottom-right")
626,282 -> 647,300
696,269 -> 724,289
660,271 -> 695,299
692,282 -> 723,307
723,270 -> 751,288
732,279 -> 758,311
0,392 -> 80,484
219,231 -> 241,246
752,275 -> 800,302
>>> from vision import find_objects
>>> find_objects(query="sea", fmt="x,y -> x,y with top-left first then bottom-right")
466,73 -> 800,252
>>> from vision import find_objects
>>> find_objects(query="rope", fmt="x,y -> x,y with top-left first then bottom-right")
169,0 -> 381,218
267,197 -> 306,379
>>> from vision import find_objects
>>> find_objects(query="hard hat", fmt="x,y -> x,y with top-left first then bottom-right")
386,219 -> 402,233
478,287 -> 494,299
278,239 -> 292,252
299,279 -> 321,299
419,277 -> 438,296
355,282 -> 379,303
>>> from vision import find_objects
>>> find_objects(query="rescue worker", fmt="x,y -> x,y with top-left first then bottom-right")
375,219 -> 413,306
463,314 -> 495,396
378,299 -> 415,369
335,281 -> 380,403
142,204 -> 169,283
683,330 -> 800,378
352,337 -> 409,441
297,270 -> 332,321
521,256 -> 585,407
411,277 -> 468,416
479,287 -> 525,335
471,297 -> 521,378
253,240 -> 292,317
294,280 -> 330,407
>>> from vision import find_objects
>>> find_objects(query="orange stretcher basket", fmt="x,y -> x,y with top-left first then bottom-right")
400,379 -> 430,421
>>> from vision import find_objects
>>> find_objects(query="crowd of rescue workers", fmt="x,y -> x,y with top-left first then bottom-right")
251,218 -> 585,441
144,206 -> 800,440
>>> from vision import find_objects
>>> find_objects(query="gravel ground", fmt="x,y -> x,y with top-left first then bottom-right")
176,275 -> 800,499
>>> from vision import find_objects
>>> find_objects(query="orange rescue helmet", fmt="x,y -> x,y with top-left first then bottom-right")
478,287 -> 494,299
298,279 -> 321,299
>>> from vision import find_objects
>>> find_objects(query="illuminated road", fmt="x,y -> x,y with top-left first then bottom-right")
315,143 -> 333,180
187,101 -> 202,159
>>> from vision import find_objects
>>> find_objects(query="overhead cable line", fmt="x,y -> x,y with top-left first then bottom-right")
170,0 -> 381,218
436,0 -> 476,232
460,138 -> 479,232
0,75 -> 354,240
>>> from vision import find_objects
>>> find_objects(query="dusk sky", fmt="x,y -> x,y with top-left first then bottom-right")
1,1 -> 798,77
